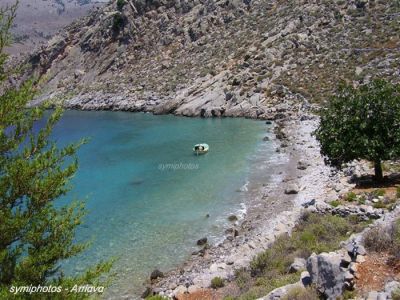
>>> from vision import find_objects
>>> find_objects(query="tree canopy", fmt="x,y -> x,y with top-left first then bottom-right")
0,2 -> 111,299
315,79 -> 400,181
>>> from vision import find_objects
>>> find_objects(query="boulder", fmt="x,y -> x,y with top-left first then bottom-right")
306,252 -> 346,299
289,257 -> 306,273
384,280 -> 400,295
301,271 -> 312,286
197,237 -> 208,246
150,269 -> 164,280
285,184 -> 299,195
297,161 -> 309,170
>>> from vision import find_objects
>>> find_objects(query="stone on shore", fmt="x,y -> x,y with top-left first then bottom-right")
150,269 -> 164,280
284,184 -> 299,194
197,237 -> 208,246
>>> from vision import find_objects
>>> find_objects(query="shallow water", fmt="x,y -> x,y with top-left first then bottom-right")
47,111 -> 275,298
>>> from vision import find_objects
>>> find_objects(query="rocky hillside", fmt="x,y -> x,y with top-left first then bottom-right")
4,0 -> 105,56
25,0 -> 400,119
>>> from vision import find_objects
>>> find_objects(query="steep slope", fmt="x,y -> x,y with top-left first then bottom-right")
26,0 -> 400,119
4,0 -> 105,56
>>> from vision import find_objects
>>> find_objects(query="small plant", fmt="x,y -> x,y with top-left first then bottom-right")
372,189 -> 386,197
211,276 -> 225,289
116,0 -> 125,10
344,192 -> 357,202
358,195 -> 366,205
373,201 -> 387,209
330,200 -> 341,207
364,219 -> 400,256
146,295 -> 168,300
282,286 -> 319,300
112,13 -> 124,31
343,289 -> 357,300
396,186 -> 400,199
235,268 -> 251,290
392,288 -> 400,300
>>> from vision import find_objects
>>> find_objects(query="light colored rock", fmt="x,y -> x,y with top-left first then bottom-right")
289,257 -> 306,273
285,184 -> 299,194
307,252 -> 346,299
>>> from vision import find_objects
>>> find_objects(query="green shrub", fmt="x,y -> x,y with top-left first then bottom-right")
364,227 -> 392,252
211,276 -> 225,289
116,0 -> 125,10
282,286 -> 319,300
112,13 -> 124,31
146,295 -> 168,300
364,219 -> 400,256
251,214 -> 368,276
392,288 -> 400,300
235,268 -> 252,290
344,192 -> 357,202
343,289 -> 357,300
372,188 -> 386,197
238,213 -> 370,300
373,201 -> 387,209
396,186 -> 400,199
358,195 -> 366,205
330,200 -> 341,207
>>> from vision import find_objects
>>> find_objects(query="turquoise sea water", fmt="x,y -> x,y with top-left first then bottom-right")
47,111 -> 275,298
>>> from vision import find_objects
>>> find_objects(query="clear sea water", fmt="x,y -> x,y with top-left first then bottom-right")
46,110 -> 275,298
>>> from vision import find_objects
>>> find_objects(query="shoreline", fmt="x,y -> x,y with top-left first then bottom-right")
36,101 -> 352,299
141,109 -> 353,299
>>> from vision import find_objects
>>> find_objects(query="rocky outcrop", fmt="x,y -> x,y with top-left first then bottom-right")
306,251 -> 351,299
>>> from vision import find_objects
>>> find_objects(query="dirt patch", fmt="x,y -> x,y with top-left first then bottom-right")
355,252 -> 400,296
175,288 -> 221,300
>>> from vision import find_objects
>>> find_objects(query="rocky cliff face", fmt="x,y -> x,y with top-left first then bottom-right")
4,0 -> 105,56
25,0 -> 400,119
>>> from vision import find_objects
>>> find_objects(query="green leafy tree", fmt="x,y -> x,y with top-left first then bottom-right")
315,79 -> 400,181
0,3 -> 111,299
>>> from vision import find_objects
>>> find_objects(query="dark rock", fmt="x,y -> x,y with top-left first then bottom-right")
285,184 -> 299,195
297,161 -> 308,170
150,269 -> 164,280
228,215 -> 238,222
141,287 -> 152,298
263,136 -> 270,141
302,199 -> 316,208
197,237 -> 208,246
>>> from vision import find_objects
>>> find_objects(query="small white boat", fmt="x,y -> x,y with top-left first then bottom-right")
193,143 -> 209,155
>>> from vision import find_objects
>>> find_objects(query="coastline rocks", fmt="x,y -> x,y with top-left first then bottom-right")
141,287 -> 153,298
197,237 -> 208,246
284,184 -> 299,195
150,269 -> 164,281
297,161 -> 309,170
